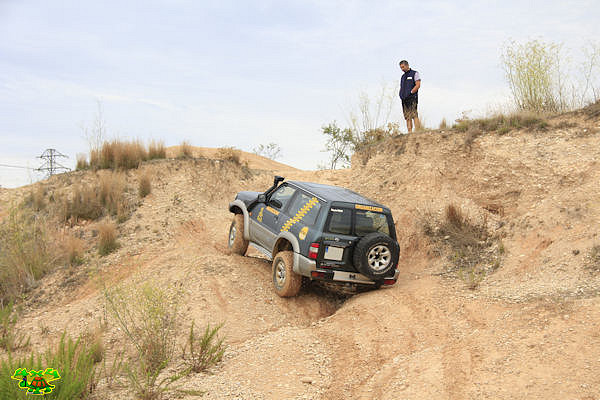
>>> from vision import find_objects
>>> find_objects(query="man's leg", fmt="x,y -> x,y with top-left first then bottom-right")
406,118 -> 413,133
413,116 -> 421,131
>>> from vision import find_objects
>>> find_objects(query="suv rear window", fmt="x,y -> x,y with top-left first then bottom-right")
327,208 -> 352,235
355,210 -> 390,236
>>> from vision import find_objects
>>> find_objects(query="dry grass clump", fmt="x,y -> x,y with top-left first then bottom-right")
138,173 -> 152,198
423,203 -> 504,290
60,184 -> 104,222
99,171 -> 127,216
454,112 -> 549,136
178,140 -> 193,159
60,234 -> 85,266
148,140 -> 166,160
89,139 -> 166,170
0,206 -> 58,303
28,184 -> 46,211
98,221 -> 119,256
216,146 -> 242,165
76,153 -> 89,170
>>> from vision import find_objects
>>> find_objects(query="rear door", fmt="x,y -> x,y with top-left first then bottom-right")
279,190 -> 322,254
320,206 -> 358,272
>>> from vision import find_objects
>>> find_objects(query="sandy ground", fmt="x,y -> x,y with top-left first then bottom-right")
1,108 -> 600,399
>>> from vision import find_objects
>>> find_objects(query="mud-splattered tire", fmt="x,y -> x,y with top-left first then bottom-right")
228,214 -> 248,256
272,251 -> 302,297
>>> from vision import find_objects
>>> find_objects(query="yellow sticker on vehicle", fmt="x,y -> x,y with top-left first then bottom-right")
281,197 -> 319,232
299,226 -> 309,240
257,207 -> 264,222
355,204 -> 383,212
266,206 -> 280,216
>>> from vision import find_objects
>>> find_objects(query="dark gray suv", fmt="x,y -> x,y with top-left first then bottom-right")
228,176 -> 400,297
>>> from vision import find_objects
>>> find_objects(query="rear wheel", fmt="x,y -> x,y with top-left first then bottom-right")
353,232 -> 399,279
272,251 -> 302,297
228,214 -> 248,256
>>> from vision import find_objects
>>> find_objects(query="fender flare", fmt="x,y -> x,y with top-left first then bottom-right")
228,200 -> 250,240
273,231 -> 306,275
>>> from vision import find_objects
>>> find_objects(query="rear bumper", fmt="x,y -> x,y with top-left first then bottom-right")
310,267 -> 399,286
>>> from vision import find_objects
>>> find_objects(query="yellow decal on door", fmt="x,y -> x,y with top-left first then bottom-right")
257,207 -> 264,222
266,206 -> 280,215
299,226 -> 309,240
281,197 -> 318,232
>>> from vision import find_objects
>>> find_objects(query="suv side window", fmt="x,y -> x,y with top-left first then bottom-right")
287,191 -> 321,226
326,207 -> 352,235
269,185 -> 296,210
355,210 -> 390,236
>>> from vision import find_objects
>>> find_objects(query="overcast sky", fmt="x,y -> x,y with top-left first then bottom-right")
1,0 -> 599,187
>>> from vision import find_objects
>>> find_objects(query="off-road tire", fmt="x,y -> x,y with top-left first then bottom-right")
272,251 -> 302,297
353,232 -> 399,279
228,214 -> 249,256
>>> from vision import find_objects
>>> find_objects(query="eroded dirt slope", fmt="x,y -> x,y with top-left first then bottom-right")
1,109 -> 600,399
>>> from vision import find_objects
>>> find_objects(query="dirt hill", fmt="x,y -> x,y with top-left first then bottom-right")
1,106 -> 600,399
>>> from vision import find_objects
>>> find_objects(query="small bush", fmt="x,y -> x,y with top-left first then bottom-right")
60,184 -> 103,222
423,204 -> 503,290
98,221 -> 119,256
0,207 -> 58,303
178,141 -> 193,159
26,185 -> 46,212
182,321 -> 226,373
98,171 -> 127,216
453,112 -> 549,135
0,302 -> 30,351
216,147 -> 241,165
104,282 -> 182,399
148,140 -> 166,160
60,234 -> 85,266
76,153 -> 89,170
0,332 -> 98,399
81,328 -> 104,364
139,173 -> 152,198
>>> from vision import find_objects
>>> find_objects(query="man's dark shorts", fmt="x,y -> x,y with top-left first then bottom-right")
402,96 -> 418,119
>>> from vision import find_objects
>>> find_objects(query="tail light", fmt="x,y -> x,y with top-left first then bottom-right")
311,271 -> 325,278
309,243 -> 319,259
383,279 -> 397,285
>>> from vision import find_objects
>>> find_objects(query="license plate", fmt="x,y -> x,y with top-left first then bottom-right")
324,246 -> 344,261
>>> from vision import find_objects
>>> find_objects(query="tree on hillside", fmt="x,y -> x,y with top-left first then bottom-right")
253,143 -> 282,160
320,122 -> 353,169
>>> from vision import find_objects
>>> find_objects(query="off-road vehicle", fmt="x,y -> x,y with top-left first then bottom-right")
228,176 -> 400,297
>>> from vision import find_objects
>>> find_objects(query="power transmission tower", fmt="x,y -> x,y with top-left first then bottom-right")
36,149 -> 70,178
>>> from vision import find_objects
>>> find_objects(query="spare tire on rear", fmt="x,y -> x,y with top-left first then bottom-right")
353,232 -> 399,279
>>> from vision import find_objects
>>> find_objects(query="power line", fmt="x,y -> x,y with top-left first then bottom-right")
0,163 -> 36,170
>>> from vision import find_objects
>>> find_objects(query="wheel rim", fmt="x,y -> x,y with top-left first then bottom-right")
367,244 -> 391,271
275,260 -> 286,288
228,224 -> 236,247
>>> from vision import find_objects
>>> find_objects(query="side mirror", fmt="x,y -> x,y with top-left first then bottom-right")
258,194 -> 266,203
269,199 -> 283,209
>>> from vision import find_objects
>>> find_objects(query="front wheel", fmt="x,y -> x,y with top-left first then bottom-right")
228,214 -> 249,256
272,251 -> 302,297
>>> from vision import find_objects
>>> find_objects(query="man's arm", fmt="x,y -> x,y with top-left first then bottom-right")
411,80 -> 421,94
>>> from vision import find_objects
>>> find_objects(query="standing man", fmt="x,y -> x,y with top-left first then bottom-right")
399,60 -> 422,133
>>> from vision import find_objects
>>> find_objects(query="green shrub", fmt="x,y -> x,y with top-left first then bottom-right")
0,302 -> 30,351
182,321 -> 226,373
104,282 -> 182,399
0,333 -> 98,399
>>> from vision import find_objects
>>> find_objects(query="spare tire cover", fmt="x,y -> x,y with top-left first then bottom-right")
353,232 -> 399,279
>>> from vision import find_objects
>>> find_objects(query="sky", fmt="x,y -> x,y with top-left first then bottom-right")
1,0 -> 599,187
